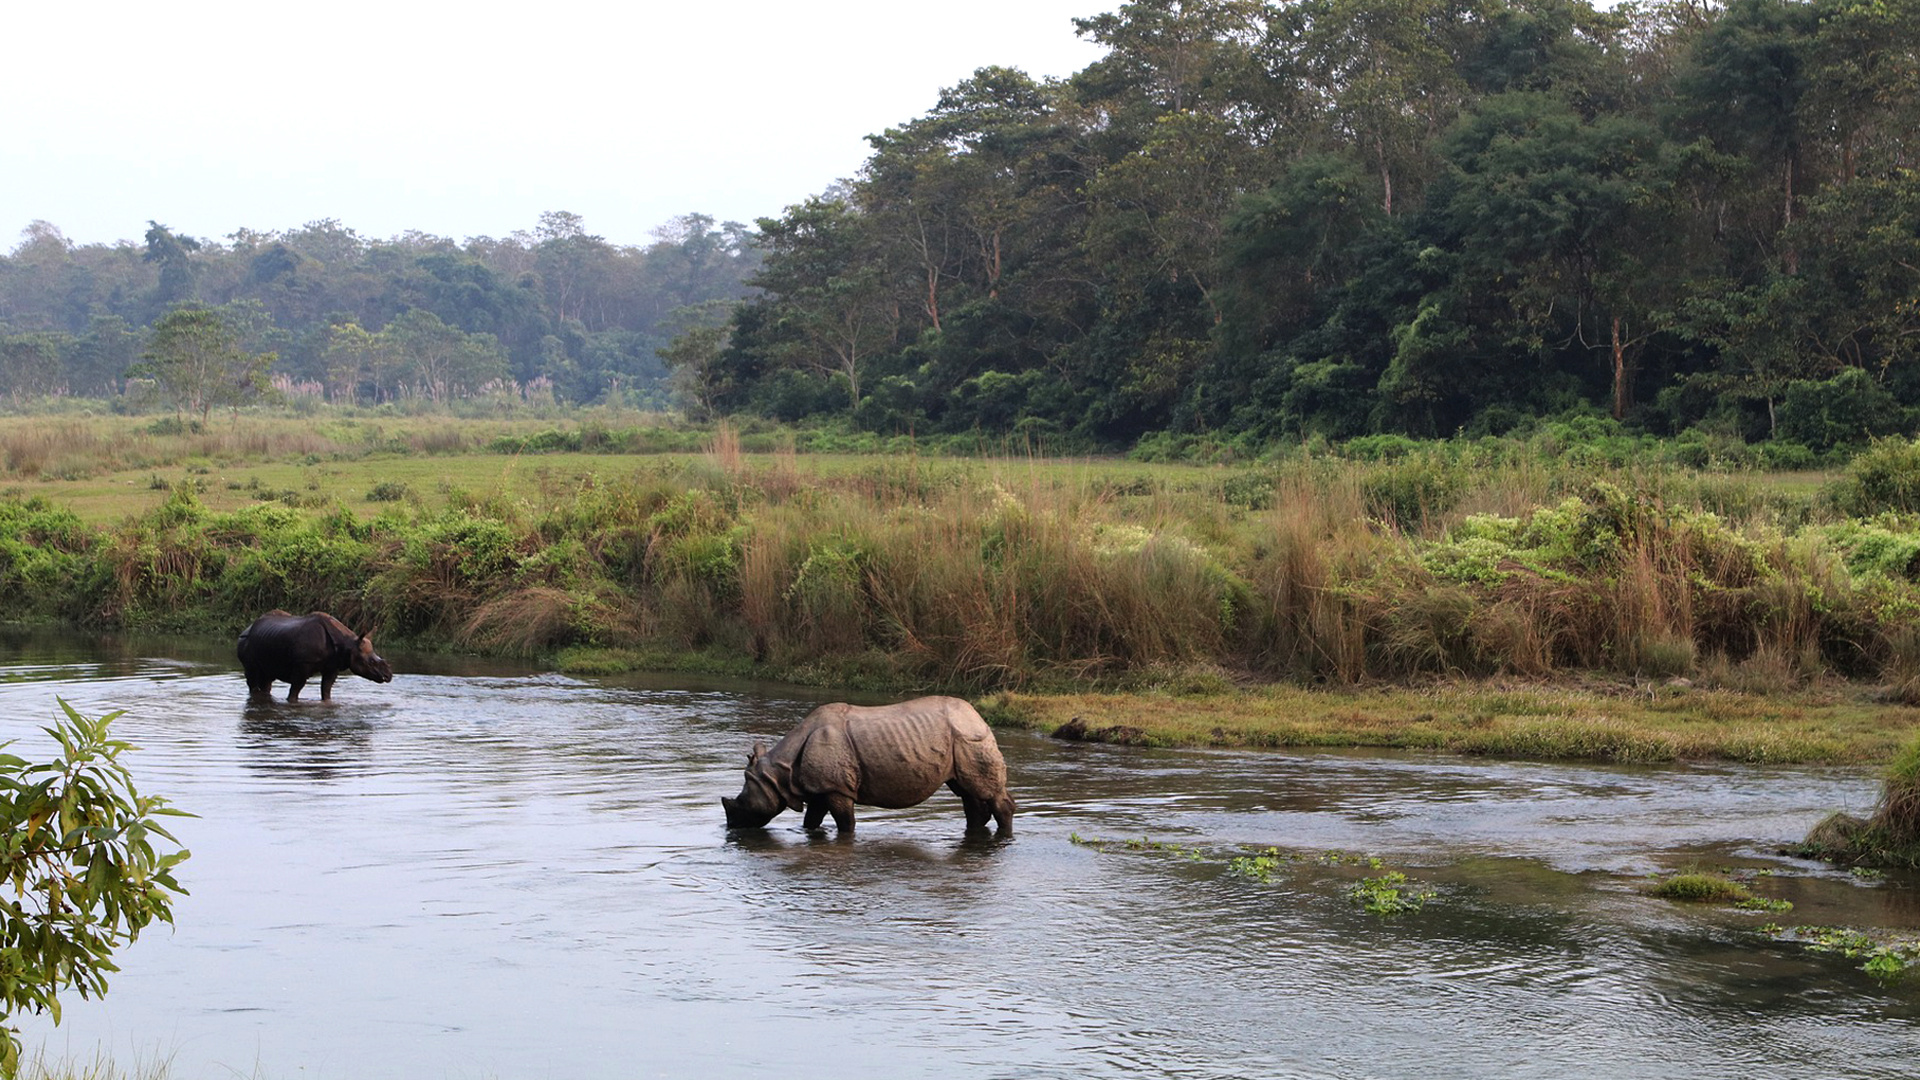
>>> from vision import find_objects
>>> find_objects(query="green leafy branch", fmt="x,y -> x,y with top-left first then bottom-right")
0,700 -> 191,1078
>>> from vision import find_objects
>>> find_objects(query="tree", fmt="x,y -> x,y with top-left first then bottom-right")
0,700 -> 190,1076
748,197 -> 899,411
320,321 -> 392,403
658,301 -> 736,420
69,316 -> 139,398
1274,0 -> 1479,216
132,306 -> 273,423
1432,92 -> 1680,417
1086,109 -> 1256,325
379,309 -> 510,402
0,332 -> 68,402
534,211 -> 616,328
1675,0 -> 1819,270
1072,0 -> 1268,120
1,223 -> 87,333
141,222 -> 201,311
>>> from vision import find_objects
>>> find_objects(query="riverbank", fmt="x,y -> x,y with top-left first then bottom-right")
5,413 -> 1920,769
976,678 -> 1920,765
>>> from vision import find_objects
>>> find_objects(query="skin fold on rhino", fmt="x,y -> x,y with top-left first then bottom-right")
237,609 -> 393,702
722,696 -> 1015,836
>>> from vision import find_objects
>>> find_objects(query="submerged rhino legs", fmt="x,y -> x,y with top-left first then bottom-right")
950,781 -> 989,832
804,794 -> 854,832
947,779 -> 1015,836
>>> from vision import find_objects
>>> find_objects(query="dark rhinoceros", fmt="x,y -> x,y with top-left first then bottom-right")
237,610 -> 393,702
722,695 -> 1015,835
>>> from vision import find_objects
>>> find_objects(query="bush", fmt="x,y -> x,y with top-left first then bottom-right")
1777,368 -> 1910,452
1829,437 -> 1920,516
367,480 -> 415,503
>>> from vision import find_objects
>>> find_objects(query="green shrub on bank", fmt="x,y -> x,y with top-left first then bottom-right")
0,497 -> 98,618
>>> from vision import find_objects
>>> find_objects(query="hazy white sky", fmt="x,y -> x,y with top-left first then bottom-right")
5,0 -> 1113,250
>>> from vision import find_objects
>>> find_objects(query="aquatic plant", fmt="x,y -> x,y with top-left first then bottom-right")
1649,872 -> 1751,903
1228,847 -> 1288,882
1647,870 -> 1792,912
1348,871 -> 1436,916
1767,925 -> 1920,982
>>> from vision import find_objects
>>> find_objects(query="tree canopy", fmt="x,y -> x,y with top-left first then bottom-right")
3,0 -> 1918,453
0,213 -> 761,409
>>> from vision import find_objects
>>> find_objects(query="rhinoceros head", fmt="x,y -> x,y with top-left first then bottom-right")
722,742 -> 789,829
350,633 -> 394,684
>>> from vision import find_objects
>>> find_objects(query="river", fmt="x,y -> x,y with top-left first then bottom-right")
2,630 -> 1915,1079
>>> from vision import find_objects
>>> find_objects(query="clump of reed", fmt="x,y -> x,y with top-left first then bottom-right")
1799,733 -> 1920,869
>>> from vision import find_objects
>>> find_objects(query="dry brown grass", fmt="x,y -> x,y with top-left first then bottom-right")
459,586 -> 581,655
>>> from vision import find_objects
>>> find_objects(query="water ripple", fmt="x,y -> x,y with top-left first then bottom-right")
0,639 -> 1911,1079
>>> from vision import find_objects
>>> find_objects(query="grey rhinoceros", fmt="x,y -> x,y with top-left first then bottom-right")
722,696 -> 1015,836
237,610 -> 393,702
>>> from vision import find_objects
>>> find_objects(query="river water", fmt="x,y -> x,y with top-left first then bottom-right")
2,630 -> 1915,1079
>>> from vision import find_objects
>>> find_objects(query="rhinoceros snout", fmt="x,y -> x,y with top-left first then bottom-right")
722,796 -> 771,830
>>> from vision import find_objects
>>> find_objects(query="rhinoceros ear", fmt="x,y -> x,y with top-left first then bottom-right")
746,741 -> 766,765
767,759 -> 804,812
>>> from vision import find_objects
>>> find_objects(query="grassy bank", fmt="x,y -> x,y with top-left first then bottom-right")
1795,733 -> 1920,862
981,681 -> 1920,764
4,412 -> 1920,762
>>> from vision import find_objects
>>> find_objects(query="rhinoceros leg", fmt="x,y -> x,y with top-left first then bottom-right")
949,780 -> 990,832
286,677 -> 307,703
948,777 -> 1013,836
990,794 -> 1014,835
824,793 -> 856,832
803,800 -> 829,830
320,670 -> 337,701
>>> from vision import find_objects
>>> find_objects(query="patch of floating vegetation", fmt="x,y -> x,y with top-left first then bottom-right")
1760,924 -> 1920,981
1349,871 -> 1437,915
1070,835 -> 1436,916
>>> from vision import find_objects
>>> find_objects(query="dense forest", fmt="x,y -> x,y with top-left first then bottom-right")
712,0 -> 1920,454
3,0 -> 1918,455
0,212 -> 760,409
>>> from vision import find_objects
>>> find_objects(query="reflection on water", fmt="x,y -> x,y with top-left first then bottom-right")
0,630 -> 1913,1079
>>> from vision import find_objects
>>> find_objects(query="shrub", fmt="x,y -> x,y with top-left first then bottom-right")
1777,368 -> 1910,452
367,480 -> 414,503
1830,437 -> 1920,516
1796,734 -> 1920,868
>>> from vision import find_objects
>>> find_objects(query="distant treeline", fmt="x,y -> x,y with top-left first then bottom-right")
701,0 -> 1920,454
0,211 -> 759,407
4,0 -> 1918,459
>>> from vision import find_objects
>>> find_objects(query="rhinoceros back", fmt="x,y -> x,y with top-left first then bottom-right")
834,696 -> 1003,809
238,611 -> 349,679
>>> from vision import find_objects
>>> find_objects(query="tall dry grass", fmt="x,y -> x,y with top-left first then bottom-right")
9,431 -> 1920,697
1242,475 -> 1383,682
